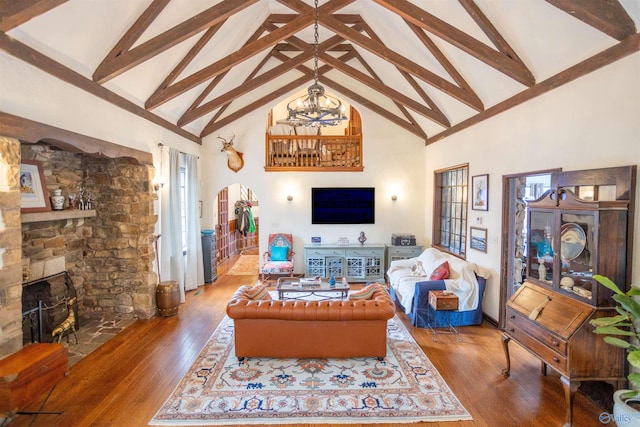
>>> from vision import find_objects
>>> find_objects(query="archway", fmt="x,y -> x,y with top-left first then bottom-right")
213,183 -> 260,270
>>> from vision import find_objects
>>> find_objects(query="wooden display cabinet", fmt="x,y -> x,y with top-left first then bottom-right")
503,175 -> 634,427
526,188 -> 628,306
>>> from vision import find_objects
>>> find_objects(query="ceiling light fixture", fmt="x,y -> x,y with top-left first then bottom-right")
284,0 -> 347,127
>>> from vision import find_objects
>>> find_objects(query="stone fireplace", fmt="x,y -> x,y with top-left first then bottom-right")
0,135 -> 158,357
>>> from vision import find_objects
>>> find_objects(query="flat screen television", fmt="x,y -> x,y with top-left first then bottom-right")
311,187 -> 375,224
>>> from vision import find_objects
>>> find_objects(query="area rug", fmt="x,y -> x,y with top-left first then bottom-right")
226,254 -> 259,275
149,315 -> 471,425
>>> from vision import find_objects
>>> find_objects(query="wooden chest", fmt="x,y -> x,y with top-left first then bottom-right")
0,344 -> 68,413
428,290 -> 458,311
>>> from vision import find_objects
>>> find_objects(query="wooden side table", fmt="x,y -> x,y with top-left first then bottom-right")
427,290 -> 462,342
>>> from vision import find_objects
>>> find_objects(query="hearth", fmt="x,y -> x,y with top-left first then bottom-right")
22,272 -> 78,345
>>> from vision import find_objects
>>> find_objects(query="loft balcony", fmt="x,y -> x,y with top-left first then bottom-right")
264,133 -> 363,172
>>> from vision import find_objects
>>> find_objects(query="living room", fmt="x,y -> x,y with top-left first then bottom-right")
1,1 -> 639,426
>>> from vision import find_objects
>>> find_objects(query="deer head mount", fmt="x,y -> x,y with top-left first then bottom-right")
218,133 -> 244,173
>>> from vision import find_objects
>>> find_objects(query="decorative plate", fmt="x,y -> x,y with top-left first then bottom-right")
560,223 -> 586,260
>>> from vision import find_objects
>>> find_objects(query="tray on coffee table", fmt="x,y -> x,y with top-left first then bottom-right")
276,277 -> 350,300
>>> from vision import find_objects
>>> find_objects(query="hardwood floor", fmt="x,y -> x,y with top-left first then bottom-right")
8,263 -> 610,427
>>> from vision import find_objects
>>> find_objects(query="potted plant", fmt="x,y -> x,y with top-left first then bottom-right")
589,274 -> 640,424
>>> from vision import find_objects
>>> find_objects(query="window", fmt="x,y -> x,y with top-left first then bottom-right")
240,185 -> 259,205
433,164 -> 468,257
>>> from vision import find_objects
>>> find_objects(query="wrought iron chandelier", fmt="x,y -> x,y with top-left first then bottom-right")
285,0 -> 347,127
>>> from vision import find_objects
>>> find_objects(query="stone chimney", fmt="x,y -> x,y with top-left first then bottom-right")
0,139 -> 159,358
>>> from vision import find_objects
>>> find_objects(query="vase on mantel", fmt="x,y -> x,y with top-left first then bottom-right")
50,189 -> 65,210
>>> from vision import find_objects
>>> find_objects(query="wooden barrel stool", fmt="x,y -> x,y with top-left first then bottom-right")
156,281 -> 180,317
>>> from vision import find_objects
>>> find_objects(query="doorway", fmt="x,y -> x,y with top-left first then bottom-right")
499,169 -> 558,328
214,183 -> 259,267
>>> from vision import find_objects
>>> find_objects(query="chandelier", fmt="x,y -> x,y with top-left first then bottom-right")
285,0 -> 347,127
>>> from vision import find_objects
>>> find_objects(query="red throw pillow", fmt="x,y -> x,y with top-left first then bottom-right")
430,261 -> 450,280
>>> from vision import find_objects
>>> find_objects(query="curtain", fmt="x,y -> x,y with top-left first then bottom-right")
184,153 -> 204,293
160,148 -> 185,301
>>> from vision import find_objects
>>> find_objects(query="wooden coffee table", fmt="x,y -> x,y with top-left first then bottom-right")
276,277 -> 350,300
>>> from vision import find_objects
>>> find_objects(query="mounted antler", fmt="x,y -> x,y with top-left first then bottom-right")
218,133 -> 244,173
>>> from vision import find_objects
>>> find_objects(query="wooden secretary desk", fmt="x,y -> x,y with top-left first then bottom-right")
502,166 -> 636,427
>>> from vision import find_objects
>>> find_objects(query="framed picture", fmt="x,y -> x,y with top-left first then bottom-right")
472,174 -> 489,211
20,160 -> 51,213
311,236 -> 321,245
470,227 -> 487,253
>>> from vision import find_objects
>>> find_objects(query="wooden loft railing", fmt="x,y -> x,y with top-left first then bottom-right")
264,133 -> 363,171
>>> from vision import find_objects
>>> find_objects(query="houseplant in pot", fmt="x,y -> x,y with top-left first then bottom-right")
589,274 -> 640,425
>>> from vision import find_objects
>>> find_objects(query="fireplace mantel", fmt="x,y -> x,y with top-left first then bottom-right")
21,210 -> 96,224
0,111 -> 153,165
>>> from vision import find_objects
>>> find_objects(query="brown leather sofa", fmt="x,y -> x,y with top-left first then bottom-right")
226,284 -> 396,359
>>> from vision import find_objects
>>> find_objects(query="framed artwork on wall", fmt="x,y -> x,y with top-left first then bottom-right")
472,174 -> 489,211
20,160 -> 51,213
470,227 -> 488,253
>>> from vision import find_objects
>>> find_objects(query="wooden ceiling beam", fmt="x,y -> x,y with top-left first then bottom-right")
320,53 -> 450,127
426,33 -> 640,145
273,22 -> 439,129
94,0 -> 171,79
201,55 -> 427,141
360,21 -> 444,121
155,22 -> 225,94
268,13 -> 362,25
277,0 -> 357,15
145,13 -> 313,110
178,23 -> 268,126
458,0 -> 529,67
319,13 -> 484,111
372,0 -> 535,87
271,50 -> 428,140
179,48 -> 312,126
545,0 -> 636,41
93,0 -> 258,83
405,21 -> 477,99
200,74 -> 313,137
323,77 -> 428,140
182,30 -> 352,126
0,0 -> 67,32
0,33 -> 201,144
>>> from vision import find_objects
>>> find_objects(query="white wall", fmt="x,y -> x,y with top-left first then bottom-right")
424,52 -> 640,322
201,106 -> 428,272
0,51 -> 204,239
2,43 -> 638,325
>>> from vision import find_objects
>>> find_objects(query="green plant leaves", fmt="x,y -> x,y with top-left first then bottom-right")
594,274 -> 624,295
595,326 -> 636,337
603,336 -> 632,348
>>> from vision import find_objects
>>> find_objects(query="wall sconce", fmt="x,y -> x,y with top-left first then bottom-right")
153,176 -> 166,192
287,195 -> 293,201
391,195 -> 398,201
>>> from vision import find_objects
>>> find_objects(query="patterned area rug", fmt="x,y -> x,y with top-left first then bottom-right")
149,315 -> 471,425
226,254 -> 259,275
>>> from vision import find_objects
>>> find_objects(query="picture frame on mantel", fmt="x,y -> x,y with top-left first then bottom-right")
472,174 -> 489,211
20,160 -> 51,213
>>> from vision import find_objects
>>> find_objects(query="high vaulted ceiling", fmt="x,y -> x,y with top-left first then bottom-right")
1,0 -> 639,145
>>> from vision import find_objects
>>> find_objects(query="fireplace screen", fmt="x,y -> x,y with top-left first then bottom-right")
22,272 -> 78,344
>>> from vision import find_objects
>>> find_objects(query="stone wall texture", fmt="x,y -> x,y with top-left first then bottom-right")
19,144 -> 158,327
0,137 -> 24,357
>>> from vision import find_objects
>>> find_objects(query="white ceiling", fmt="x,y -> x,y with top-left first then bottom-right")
2,0 -> 639,144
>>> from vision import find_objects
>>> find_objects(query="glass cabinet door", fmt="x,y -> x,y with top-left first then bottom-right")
527,210 -> 555,285
559,211 -> 595,302
326,256 -> 344,278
